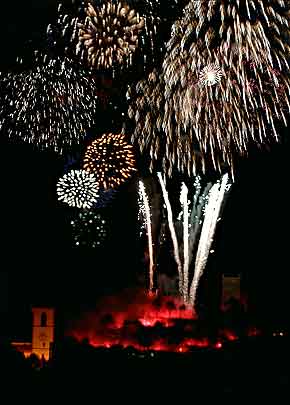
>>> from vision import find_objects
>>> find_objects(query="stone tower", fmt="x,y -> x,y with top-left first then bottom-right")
32,307 -> 55,361
221,275 -> 241,309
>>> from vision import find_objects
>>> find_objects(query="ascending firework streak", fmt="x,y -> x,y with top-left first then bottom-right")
180,183 -> 189,303
157,172 -> 183,296
157,173 -> 230,306
138,180 -> 154,292
189,174 -> 231,307
188,178 -> 212,269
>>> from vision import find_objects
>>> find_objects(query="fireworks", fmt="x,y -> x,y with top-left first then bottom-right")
180,183 -> 189,301
138,179 -> 154,291
129,0 -> 290,175
70,210 -> 107,248
76,1 -> 144,69
190,174 -> 231,307
57,169 -> 99,209
157,172 -> 230,305
0,57 -> 98,153
157,172 -> 183,295
83,133 -> 137,189
199,64 -> 222,87
48,0 -> 188,74
128,70 -> 177,176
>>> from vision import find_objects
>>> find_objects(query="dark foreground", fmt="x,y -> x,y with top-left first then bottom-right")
2,335 -> 290,400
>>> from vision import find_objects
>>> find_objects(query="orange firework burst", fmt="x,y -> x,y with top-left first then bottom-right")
83,133 -> 136,189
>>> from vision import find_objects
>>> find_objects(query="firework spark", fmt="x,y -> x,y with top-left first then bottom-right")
0,57 -> 98,153
129,0 -> 290,175
57,169 -> 99,209
138,180 -> 154,292
83,133 -> 136,189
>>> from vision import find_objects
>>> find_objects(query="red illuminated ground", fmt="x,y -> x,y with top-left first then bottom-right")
65,289 -> 246,352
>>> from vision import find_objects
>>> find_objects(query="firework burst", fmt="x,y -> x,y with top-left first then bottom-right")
76,1 -> 145,69
199,64 -> 222,87
129,0 -> 290,175
48,1 -> 188,74
0,57 -> 98,153
83,133 -> 136,189
70,210 -> 107,248
57,169 -> 99,209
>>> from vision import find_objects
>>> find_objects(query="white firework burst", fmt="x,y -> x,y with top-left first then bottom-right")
57,169 -> 99,209
199,64 -> 222,87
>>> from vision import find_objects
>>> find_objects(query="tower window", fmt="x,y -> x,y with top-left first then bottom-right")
40,312 -> 47,327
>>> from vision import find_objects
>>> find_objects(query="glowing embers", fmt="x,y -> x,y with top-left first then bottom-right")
57,169 -> 99,209
77,1 -> 145,69
199,64 -> 222,87
83,133 -> 137,189
70,210 -> 107,248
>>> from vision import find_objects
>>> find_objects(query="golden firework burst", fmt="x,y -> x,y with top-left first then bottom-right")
83,133 -> 137,189
77,1 -> 144,69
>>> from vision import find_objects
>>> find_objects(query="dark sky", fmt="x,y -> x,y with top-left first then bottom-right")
1,1 -> 290,338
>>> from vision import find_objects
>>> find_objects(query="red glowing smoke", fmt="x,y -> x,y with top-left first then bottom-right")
65,288 -> 241,352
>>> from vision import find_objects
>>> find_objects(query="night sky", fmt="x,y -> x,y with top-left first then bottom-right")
1,1 -> 290,339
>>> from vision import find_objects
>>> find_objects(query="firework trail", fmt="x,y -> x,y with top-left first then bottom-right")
189,173 -> 231,308
157,172 -> 183,296
138,180 -> 154,292
177,178 -> 212,302
188,179 -> 212,268
157,173 -> 229,305
180,183 -> 189,303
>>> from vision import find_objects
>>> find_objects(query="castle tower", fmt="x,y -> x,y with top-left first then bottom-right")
32,307 -> 55,361
221,275 -> 241,309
